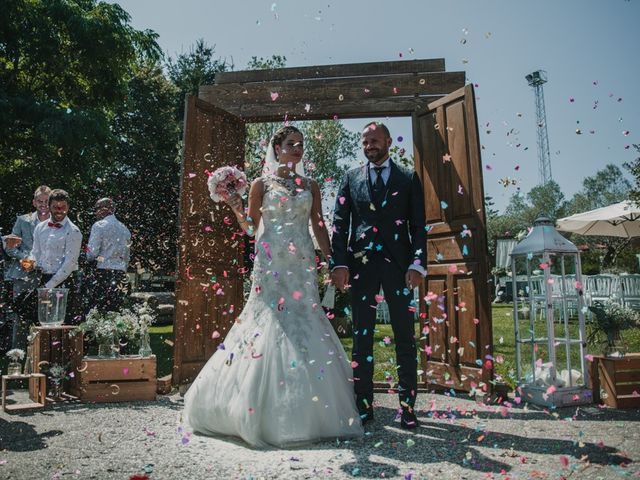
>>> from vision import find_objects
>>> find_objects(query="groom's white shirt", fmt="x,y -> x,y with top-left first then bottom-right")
367,158 -> 391,185
332,157 -> 426,277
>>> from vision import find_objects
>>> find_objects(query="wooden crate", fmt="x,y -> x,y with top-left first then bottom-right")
590,354 -> 640,409
71,355 -> 157,403
2,374 -> 47,413
29,326 -> 83,402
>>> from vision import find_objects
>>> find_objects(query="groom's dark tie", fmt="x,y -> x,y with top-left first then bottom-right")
372,166 -> 385,204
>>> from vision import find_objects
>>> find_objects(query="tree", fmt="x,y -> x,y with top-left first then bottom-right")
526,181 -> 568,222
0,0 -> 160,234
624,144 -> 640,203
166,39 -> 231,123
567,164 -> 631,213
108,62 -> 181,273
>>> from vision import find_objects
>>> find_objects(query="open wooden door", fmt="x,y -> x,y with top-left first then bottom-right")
172,96 -> 246,385
412,84 -> 493,393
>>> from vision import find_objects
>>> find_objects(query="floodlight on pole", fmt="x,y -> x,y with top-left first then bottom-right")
526,70 -> 553,185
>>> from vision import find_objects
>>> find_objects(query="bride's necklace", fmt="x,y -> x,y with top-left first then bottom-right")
270,174 -> 305,196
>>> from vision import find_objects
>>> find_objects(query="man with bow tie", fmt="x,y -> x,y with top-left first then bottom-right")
331,122 -> 426,430
29,189 -> 83,324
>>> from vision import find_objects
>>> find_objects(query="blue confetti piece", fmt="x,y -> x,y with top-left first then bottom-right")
366,356 -> 373,363
462,244 -> 469,256
440,201 -> 448,209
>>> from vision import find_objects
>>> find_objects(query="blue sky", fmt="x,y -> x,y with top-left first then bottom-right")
112,0 -> 639,212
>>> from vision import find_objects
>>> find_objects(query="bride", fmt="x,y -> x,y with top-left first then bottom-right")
183,126 -> 364,447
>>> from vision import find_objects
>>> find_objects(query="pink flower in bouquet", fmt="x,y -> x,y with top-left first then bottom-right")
207,166 -> 248,203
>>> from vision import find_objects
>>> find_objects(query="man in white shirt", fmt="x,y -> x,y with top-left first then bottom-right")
86,197 -> 131,312
29,189 -> 83,324
3,185 -> 51,348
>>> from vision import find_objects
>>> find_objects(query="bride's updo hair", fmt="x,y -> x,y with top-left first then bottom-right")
271,125 -> 302,158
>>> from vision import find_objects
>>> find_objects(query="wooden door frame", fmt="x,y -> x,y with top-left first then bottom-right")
175,59 -> 492,392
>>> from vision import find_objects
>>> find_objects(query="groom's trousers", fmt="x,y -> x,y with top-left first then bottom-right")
350,250 -> 418,410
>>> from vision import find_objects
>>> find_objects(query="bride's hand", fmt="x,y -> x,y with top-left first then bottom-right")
225,193 -> 244,216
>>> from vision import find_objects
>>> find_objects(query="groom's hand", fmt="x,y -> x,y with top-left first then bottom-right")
405,270 -> 422,290
331,268 -> 350,292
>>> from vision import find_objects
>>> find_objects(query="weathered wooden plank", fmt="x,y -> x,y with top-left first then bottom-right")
615,370 -> 640,383
215,59 -> 446,84
201,71 -> 465,105
79,381 -> 156,403
208,97 -> 442,122
424,362 -> 483,392
79,356 -> 156,383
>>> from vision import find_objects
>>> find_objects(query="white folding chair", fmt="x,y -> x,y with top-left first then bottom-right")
620,274 -> 640,310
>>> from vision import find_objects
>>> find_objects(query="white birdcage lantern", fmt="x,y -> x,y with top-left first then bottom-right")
510,217 -> 591,407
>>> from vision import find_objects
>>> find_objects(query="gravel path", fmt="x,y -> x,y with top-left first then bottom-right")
1,391 -> 638,479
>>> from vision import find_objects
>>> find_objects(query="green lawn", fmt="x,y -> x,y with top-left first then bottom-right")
5,307 -> 639,387
149,305 -> 640,385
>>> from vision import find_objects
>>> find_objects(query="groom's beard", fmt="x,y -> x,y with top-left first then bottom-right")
365,147 -> 389,165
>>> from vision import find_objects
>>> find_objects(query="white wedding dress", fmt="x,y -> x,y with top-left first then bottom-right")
184,175 -> 364,447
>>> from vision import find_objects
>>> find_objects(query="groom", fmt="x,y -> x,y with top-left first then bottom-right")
331,122 -> 426,429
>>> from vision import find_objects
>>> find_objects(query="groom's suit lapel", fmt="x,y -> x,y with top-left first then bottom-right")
386,160 -> 399,199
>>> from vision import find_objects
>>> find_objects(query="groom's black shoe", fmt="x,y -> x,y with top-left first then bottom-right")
359,406 -> 374,425
400,408 -> 418,430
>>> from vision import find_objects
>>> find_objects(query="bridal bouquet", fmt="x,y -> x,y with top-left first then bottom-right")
207,166 -> 248,203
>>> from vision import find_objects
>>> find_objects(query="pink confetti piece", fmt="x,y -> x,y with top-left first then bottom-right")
212,331 -> 221,339
122,368 -> 129,375
338,196 -> 346,205
448,264 -> 458,273
270,92 -> 279,101
559,456 -> 569,468
292,291 -> 303,300
374,294 -> 384,303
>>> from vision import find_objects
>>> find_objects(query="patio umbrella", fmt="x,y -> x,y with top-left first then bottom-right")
556,200 -> 640,238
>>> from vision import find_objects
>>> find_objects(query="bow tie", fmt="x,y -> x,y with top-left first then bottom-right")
48,222 -> 62,229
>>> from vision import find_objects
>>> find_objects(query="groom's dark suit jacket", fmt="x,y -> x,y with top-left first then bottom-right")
331,160 -> 426,273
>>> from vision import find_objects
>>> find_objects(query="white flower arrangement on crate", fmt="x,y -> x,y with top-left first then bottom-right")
73,303 -> 156,354
6,348 -> 26,375
6,349 -> 26,362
